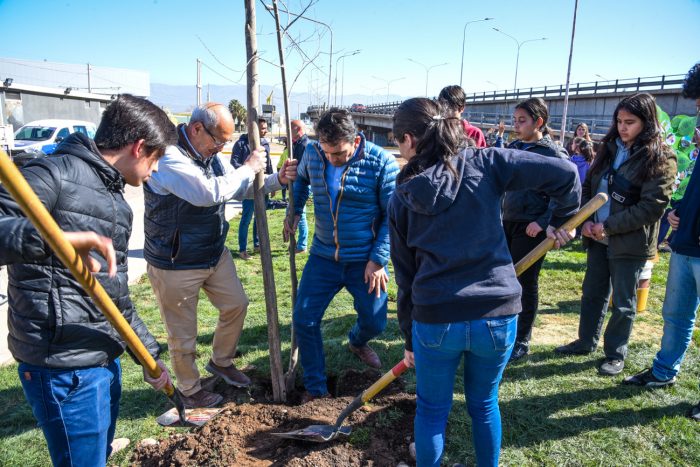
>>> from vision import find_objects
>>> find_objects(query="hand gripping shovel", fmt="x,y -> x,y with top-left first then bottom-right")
272,359 -> 409,442
270,192 -> 609,443
0,149 -> 211,428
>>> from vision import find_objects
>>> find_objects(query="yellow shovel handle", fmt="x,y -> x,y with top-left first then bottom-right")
514,193 -> 608,276
0,149 -> 172,396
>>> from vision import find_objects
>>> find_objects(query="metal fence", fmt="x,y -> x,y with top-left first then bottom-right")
349,73 -> 685,116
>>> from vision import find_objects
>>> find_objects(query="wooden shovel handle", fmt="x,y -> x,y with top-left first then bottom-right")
0,149 -> 173,396
361,359 -> 409,403
514,193 -> 608,276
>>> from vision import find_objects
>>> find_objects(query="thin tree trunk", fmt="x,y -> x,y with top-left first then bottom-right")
269,0 -> 301,395
244,0 -> 286,402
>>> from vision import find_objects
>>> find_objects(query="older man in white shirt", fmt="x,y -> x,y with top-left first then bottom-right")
144,102 -> 297,408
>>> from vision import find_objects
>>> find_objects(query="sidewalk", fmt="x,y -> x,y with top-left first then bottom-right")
0,266 -> 12,366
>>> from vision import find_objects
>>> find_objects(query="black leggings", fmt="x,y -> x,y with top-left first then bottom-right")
503,220 -> 547,344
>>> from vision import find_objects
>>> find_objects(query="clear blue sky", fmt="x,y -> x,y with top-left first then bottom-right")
1,0 -> 698,104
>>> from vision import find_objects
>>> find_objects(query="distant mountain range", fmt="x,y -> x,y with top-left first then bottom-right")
149,83 -> 403,114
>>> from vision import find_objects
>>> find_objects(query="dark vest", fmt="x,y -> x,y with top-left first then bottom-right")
144,146 -> 229,270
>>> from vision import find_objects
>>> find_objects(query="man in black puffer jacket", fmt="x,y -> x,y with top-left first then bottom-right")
0,95 -> 177,467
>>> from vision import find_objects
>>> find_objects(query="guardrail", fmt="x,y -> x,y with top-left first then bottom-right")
347,73 -> 685,116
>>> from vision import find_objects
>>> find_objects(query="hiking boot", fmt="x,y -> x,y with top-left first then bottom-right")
239,251 -> 252,261
623,368 -> 676,387
554,340 -> 593,356
206,360 -> 251,388
598,358 -> 624,376
180,388 -> 223,408
295,248 -> 307,254
509,341 -> 530,362
300,391 -> 331,404
687,401 -> 700,421
348,343 -> 382,369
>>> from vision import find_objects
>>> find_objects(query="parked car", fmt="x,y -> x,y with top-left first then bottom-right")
12,119 -> 97,159
350,103 -> 366,112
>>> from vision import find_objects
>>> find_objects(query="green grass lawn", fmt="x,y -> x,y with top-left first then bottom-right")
1,201 -> 700,466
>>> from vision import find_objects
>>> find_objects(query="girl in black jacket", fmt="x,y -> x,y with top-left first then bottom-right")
498,97 -> 570,361
556,93 -> 676,376
389,98 -> 579,467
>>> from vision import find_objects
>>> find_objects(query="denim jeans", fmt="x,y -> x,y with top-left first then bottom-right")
238,199 -> 259,252
413,315 -> 517,467
297,207 -> 308,251
293,254 -> 388,395
18,359 -> 122,467
652,253 -> 700,380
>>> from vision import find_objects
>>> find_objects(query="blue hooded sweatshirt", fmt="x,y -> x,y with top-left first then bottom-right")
389,147 -> 581,351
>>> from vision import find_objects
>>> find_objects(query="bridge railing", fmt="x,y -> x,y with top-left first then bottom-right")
465,74 -> 684,103
353,73 -> 685,116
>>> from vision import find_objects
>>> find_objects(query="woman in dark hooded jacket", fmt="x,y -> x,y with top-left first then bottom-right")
388,97 -> 580,467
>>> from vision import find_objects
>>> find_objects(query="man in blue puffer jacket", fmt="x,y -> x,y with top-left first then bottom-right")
284,108 -> 399,401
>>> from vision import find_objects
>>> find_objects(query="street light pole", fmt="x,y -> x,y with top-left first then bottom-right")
460,17 -> 494,88
492,28 -> 547,91
334,50 -> 361,106
408,58 -> 448,97
265,4 -> 333,108
372,75 -> 405,104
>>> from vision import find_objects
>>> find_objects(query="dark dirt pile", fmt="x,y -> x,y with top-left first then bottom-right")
131,369 -> 416,466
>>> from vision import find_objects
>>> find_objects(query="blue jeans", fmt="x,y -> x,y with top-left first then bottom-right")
293,254 -> 388,395
297,207 -> 308,251
652,252 -> 700,380
413,316 -> 517,467
18,359 -> 122,467
238,199 -> 259,252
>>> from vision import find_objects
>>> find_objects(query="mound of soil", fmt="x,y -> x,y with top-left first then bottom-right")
131,369 -> 416,466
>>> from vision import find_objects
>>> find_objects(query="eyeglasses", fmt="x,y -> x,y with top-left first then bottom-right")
202,124 -> 227,148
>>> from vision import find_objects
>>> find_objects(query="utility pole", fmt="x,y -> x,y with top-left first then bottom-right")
244,0 -> 286,402
560,0 -> 579,144
86,63 -> 92,93
196,58 -> 202,107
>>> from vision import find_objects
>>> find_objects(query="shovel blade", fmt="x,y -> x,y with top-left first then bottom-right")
271,424 -> 352,442
156,406 -> 222,427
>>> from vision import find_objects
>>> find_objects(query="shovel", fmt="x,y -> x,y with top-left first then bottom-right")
271,192 -> 609,442
272,359 -> 409,442
0,149 -> 214,428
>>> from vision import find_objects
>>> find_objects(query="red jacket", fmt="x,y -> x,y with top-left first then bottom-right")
462,119 -> 486,148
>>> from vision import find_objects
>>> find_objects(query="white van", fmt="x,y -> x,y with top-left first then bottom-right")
13,119 -> 97,155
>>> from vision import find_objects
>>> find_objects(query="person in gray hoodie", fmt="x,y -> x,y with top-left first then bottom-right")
389,97 -> 580,467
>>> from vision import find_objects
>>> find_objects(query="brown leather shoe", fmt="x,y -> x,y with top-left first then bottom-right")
239,251 -> 252,261
300,391 -> 331,404
206,360 -> 251,388
180,388 -> 223,408
348,343 -> 382,369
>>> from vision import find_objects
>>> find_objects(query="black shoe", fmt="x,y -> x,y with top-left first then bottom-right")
509,342 -> 529,362
622,368 -> 676,387
687,401 -> 700,421
554,340 -> 593,355
598,358 -> 624,376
